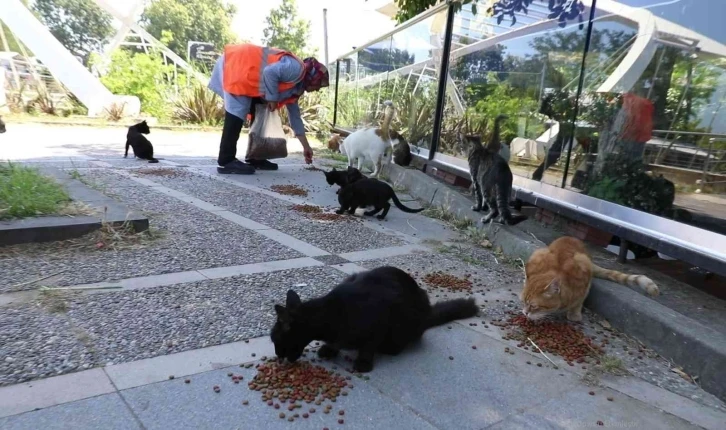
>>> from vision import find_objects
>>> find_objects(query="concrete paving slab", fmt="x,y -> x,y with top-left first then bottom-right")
105,337 -> 275,390
0,393 -> 140,430
121,366 -> 438,430
0,368 -> 115,418
358,323 -> 575,430
198,257 -> 324,279
256,228 -> 331,257
214,210 -> 270,230
339,244 -> 431,262
505,385 -> 699,430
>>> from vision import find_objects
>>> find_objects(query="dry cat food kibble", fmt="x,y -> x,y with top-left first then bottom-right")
494,312 -> 603,364
422,272 -> 473,293
291,204 -> 323,214
270,185 -> 309,197
248,359 -> 354,422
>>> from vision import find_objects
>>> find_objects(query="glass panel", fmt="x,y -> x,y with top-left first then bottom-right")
438,2 -> 591,187
332,7 -> 449,152
571,0 -> 726,244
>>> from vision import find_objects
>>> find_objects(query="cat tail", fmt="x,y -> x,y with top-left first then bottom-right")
427,298 -> 478,328
591,264 -> 660,297
390,192 -> 424,213
380,101 -> 395,141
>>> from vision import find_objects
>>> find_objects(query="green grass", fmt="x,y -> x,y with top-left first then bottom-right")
0,162 -> 71,219
317,148 -> 348,163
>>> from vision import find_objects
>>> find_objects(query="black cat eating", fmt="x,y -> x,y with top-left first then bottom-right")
125,120 -> 159,163
323,166 -> 364,194
336,178 -> 424,220
271,266 -> 478,372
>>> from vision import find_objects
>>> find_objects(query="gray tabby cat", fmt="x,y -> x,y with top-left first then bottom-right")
460,114 -> 527,225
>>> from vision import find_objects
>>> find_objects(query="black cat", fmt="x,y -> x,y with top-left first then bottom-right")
125,120 -> 158,163
271,266 -> 478,372
336,178 -> 424,220
391,131 -> 412,167
323,166 -> 364,194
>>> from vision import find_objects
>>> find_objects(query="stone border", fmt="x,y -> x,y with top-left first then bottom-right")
383,162 -> 726,403
0,167 -> 148,246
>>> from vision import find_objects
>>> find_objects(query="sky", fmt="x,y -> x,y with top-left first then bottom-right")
230,0 -> 397,62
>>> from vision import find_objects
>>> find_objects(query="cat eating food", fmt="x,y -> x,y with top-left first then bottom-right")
271,266 -> 478,372
125,120 -> 159,163
459,114 -> 526,225
340,100 -> 401,178
521,236 -> 659,322
336,178 -> 424,220
323,166 -> 364,194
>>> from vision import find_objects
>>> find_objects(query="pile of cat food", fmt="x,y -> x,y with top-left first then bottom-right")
136,167 -> 188,178
493,311 -> 604,365
291,204 -> 323,214
423,271 -> 473,293
248,358 -> 353,424
309,213 -> 351,222
304,165 -> 322,172
270,184 -> 309,197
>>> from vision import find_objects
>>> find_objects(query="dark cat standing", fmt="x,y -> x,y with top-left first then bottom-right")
337,178 -> 424,220
391,130 -> 412,167
271,266 -> 478,372
463,114 -> 526,225
125,120 -> 158,163
323,166 -> 364,194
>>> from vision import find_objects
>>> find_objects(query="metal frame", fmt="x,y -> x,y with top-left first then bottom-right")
332,0 -> 726,274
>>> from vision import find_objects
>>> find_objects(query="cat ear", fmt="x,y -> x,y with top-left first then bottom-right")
332,167 -> 337,172
545,278 -> 561,295
286,289 -> 301,309
274,304 -> 287,318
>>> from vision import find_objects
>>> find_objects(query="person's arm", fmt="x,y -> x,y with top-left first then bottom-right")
286,102 -> 313,164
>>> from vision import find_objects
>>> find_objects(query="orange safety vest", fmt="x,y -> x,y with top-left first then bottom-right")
223,43 -> 305,106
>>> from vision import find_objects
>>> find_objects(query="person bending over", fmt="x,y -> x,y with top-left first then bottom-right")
208,43 -> 329,174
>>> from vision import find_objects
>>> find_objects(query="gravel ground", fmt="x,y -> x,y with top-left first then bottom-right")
0,266 -> 346,386
0,170 -> 302,292
139,170 -> 405,253
19,160 -> 95,169
0,301 -> 94,386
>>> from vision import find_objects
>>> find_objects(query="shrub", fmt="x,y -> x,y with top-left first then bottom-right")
0,162 -> 70,219
172,84 -> 224,125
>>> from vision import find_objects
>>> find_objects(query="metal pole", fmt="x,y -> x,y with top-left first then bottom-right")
323,9 -> 329,66
332,60 -> 340,127
561,0 -> 598,189
429,1 -> 456,160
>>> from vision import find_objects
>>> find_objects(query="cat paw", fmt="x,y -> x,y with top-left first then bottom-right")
363,210 -> 376,216
471,205 -> 482,212
335,209 -> 345,215
317,344 -> 339,359
566,311 -> 583,322
376,215 -> 386,220
353,359 -> 373,373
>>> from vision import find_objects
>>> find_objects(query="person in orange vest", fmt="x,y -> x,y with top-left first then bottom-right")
208,43 -> 329,174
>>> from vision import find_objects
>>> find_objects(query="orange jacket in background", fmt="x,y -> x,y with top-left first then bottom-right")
222,43 -> 305,106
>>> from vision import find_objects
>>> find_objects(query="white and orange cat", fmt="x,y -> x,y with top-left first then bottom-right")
340,101 -> 402,178
521,236 -> 659,322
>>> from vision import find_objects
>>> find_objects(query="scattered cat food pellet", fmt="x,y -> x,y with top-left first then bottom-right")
270,184 -> 309,197
251,353 -> 256,357
242,400 -> 249,405
310,408 -> 316,413
607,397 -> 614,402
227,372 -> 233,377
589,391 -> 595,396
303,413 -> 309,418
597,420 -> 604,426
339,410 -> 345,416
244,339 -> 249,343
168,375 -> 174,380
288,417 -> 295,422
184,379 -> 190,384
472,345 -> 477,350
279,413 -> 286,419
537,363 -> 542,367
449,356 -> 454,360
267,400 -> 273,406
213,386 -> 220,393
526,361 -> 531,365
338,419 -> 345,424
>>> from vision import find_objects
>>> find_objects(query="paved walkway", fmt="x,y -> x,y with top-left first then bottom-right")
1,126 -> 725,429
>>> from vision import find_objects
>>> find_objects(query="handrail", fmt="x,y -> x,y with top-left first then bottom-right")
335,1 -> 452,61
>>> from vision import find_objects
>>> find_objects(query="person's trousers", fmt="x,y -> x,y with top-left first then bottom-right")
217,98 -> 263,166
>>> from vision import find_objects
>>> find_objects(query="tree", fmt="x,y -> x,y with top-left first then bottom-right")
141,0 -> 237,59
32,0 -> 113,60
262,0 -> 315,58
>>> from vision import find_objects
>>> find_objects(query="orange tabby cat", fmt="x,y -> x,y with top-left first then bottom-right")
521,236 -> 659,322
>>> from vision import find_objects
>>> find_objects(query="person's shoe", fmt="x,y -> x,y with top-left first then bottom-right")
246,159 -> 278,171
217,160 -> 255,175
